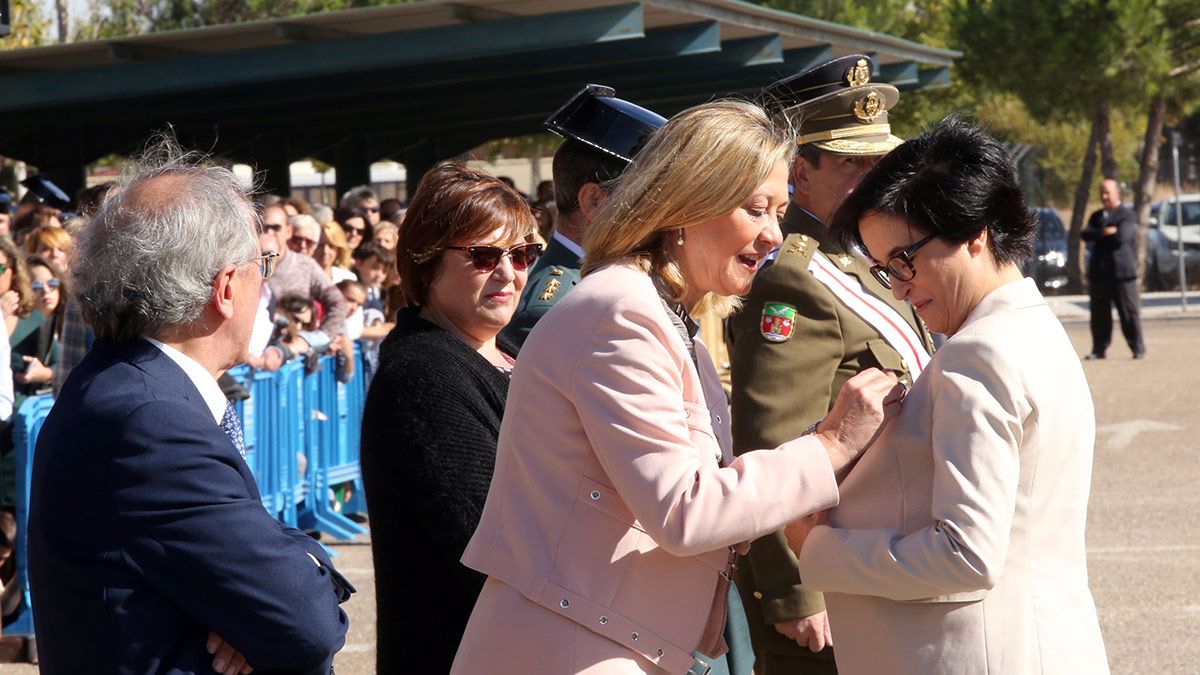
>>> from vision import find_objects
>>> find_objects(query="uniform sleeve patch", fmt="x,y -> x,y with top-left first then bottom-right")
761,302 -> 797,342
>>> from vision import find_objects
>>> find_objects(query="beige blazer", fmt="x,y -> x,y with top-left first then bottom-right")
798,278 -> 1109,674
454,261 -> 840,674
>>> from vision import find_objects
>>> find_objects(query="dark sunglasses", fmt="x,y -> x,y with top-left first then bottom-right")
289,235 -> 318,249
446,243 -> 544,272
341,223 -> 365,235
262,223 -> 284,233
359,206 -> 380,214
31,279 -> 61,292
867,232 -> 938,290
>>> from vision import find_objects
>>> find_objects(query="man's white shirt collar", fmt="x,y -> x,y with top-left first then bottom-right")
144,337 -> 227,424
552,230 -> 584,260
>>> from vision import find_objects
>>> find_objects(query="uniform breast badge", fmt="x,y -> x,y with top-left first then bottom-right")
540,278 -> 561,301
761,302 -> 797,342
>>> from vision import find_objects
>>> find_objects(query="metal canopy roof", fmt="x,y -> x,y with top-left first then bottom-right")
0,0 -> 959,196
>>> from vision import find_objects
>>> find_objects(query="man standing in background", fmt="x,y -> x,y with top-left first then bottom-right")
1082,178 -> 1144,360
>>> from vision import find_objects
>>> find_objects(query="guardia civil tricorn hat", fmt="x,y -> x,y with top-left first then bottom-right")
762,54 -> 902,156
545,84 -> 667,163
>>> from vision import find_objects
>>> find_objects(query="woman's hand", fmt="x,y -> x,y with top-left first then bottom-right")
816,368 -> 905,475
206,631 -> 253,675
15,356 -> 53,385
784,509 -> 828,559
1,291 -> 19,335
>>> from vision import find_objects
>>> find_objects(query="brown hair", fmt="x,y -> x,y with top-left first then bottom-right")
0,237 -> 35,318
26,254 -> 68,327
397,162 -> 535,306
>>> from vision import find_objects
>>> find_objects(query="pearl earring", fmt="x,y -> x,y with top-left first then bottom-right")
676,229 -> 684,246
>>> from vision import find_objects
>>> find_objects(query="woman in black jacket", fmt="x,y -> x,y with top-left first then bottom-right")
360,162 -> 542,674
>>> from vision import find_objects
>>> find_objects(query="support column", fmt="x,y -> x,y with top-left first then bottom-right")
401,140 -> 436,199
334,137 -> 372,204
251,134 -> 292,197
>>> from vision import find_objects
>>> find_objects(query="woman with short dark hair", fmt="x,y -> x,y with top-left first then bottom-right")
359,162 -> 541,674
786,116 -> 1109,674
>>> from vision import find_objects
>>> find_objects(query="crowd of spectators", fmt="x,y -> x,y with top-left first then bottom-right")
0,177 -> 416,633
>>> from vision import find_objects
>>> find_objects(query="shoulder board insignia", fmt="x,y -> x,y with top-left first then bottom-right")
540,278 -> 561,301
776,233 -> 819,263
550,268 -> 564,276
838,255 -> 852,267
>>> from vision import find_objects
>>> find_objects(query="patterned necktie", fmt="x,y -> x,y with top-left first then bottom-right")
221,402 -> 246,458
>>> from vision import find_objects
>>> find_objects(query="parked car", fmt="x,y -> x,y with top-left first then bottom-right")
1145,194 -> 1200,289
1024,207 -> 1068,291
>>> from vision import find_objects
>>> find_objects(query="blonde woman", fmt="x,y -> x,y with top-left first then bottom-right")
452,101 -> 903,675
315,220 -> 356,283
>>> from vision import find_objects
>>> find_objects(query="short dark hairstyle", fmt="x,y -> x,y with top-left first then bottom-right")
379,198 -> 404,221
552,139 -> 627,215
336,279 -> 365,296
351,240 -> 395,267
796,143 -> 823,168
397,162 -> 535,306
830,115 -> 1035,266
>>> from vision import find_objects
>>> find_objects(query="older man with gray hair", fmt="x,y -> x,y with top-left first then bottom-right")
27,141 -> 354,675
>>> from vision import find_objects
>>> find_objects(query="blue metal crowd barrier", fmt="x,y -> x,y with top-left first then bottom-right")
9,395 -> 56,638
6,344 -> 371,637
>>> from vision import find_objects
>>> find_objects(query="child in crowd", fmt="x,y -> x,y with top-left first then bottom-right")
337,279 -> 393,385
372,222 -> 398,252
350,242 -> 394,314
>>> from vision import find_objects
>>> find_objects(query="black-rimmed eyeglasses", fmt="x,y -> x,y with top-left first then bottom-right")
867,232 -> 938,290
250,251 -> 279,280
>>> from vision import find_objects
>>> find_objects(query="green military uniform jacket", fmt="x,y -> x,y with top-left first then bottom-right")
501,234 -> 582,350
727,205 -> 934,667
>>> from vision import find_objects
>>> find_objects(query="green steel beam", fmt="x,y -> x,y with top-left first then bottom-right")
900,66 -> 951,91
0,31 -> 784,155
0,20 -> 714,135
192,33 -> 780,128
880,60 -> 918,87
0,3 -> 645,113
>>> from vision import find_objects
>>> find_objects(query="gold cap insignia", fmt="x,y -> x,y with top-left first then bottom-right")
846,59 -> 870,87
540,278 -> 561,301
853,92 -> 884,122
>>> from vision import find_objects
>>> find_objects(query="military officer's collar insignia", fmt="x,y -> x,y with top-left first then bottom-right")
760,302 -> 797,343
540,278 -> 561,301
838,255 -> 852,267
846,59 -> 871,87
550,267 -> 564,276
853,92 -> 884,122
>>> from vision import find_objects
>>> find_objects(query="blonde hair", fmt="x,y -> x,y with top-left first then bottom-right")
319,220 -> 353,269
24,224 -> 73,256
582,100 -> 794,317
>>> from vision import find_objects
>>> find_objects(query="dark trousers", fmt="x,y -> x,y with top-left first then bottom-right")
1089,277 -> 1145,356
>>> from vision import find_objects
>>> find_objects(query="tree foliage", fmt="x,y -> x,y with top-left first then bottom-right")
1,0 -> 52,50
74,0 -> 400,40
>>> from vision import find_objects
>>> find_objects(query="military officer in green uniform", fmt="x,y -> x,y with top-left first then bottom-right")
502,84 -> 665,349
729,55 -> 936,674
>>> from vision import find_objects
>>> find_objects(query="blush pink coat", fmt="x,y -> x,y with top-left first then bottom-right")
452,262 -> 841,674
